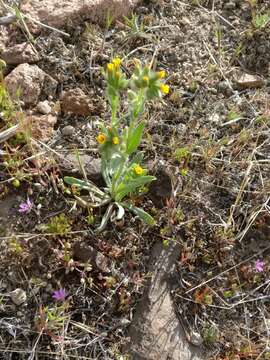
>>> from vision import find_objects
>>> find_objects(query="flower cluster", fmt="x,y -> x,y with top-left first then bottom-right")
96,127 -> 120,146
96,57 -> 170,172
104,57 -> 128,95
130,60 -> 170,99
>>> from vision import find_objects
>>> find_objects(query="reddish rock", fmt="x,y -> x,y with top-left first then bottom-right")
60,88 -> 93,116
4,64 -> 57,106
24,113 -> 57,142
20,0 -> 138,30
1,42 -> 40,65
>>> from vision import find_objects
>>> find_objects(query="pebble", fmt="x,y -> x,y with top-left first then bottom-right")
62,125 -> 75,137
36,101 -> 51,115
217,81 -> 233,96
10,288 -> 27,306
224,2 -> 235,10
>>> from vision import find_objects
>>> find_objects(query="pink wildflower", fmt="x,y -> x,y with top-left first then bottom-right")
18,198 -> 33,213
255,259 -> 264,273
52,288 -> 67,302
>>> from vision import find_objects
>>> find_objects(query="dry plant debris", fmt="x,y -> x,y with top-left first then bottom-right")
0,0 -> 270,359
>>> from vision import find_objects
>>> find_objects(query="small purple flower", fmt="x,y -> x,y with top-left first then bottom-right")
52,288 -> 67,302
18,198 -> 33,214
255,259 -> 264,273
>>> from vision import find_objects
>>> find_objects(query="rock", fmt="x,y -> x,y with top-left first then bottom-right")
224,2 -> 235,10
217,81 -> 233,96
62,125 -> 75,137
36,100 -> 51,114
60,88 -> 93,116
148,167 -> 173,208
10,288 -> 27,306
127,241 -> 203,360
20,0 -> 138,30
24,113 -> 57,142
0,26 -> 9,52
73,242 -> 110,272
180,17 -> 191,26
1,42 -> 40,65
235,73 -> 265,89
209,112 -> 221,124
4,64 -> 57,106
60,154 -> 102,183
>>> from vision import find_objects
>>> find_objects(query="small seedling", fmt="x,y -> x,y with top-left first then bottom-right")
202,324 -> 219,345
46,214 -> 71,235
0,60 -> 15,123
252,12 -> 270,30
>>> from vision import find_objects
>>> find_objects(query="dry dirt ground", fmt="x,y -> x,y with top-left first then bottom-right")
0,0 -> 270,359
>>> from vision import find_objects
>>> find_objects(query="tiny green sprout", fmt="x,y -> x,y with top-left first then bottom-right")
252,12 -> 270,30
202,325 -> 219,345
255,115 -> 269,125
162,239 -> 170,247
223,290 -> 234,299
46,214 -> 71,235
36,303 -> 69,337
12,179 -> 20,188
174,208 -> 185,223
63,241 -> 71,263
188,80 -> 199,93
9,238 -> 23,254
181,168 -> 188,177
86,211 -> 95,225
174,147 -> 190,162
227,110 -> 242,121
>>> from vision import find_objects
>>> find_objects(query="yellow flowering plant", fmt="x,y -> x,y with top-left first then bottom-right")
64,58 -> 169,231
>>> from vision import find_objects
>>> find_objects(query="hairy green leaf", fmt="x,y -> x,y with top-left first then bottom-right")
126,122 -> 145,155
121,202 -> 155,225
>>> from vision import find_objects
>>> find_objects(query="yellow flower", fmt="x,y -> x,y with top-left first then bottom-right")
107,63 -> 115,72
96,133 -> 106,144
134,165 -> 144,175
112,57 -> 122,67
142,75 -> 149,84
115,71 -> 121,79
160,83 -> 170,94
157,70 -> 166,79
112,136 -> 119,145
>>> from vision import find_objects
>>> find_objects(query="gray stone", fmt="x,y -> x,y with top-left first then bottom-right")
10,288 -> 27,306
127,241 -> 203,360
36,100 -> 51,115
73,242 -> 111,272
62,125 -> 75,137
60,153 -> 102,184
